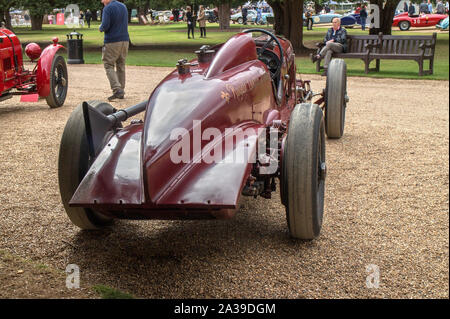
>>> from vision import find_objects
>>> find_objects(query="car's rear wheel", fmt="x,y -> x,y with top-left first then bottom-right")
399,20 -> 411,31
325,59 -> 347,139
238,17 -> 243,24
46,55 -> 68,108
282,103 -> 325,240
58,101 -> 116,230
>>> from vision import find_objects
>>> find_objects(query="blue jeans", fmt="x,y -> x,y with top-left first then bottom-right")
361,17 -> 367,31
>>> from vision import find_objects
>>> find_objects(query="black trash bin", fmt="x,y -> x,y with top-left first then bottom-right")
66,30 -> 84,64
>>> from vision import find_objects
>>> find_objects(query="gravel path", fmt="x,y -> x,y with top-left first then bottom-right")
0,64 -> 448,298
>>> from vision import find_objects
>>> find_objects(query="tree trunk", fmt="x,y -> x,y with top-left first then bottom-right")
30,15 -> 43,30
218,1 -> 231,30
369,0 -> 400,35
138,6 -> 146,24
268,0 -> 306,53
2,8 -> 12,29
92,10 -> 98,21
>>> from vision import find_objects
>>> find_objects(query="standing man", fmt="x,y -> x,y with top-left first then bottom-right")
310,17 -> 347,76
360,4 -> 368,31
427,0 -> 433,13
99,0 -> 129,101
85,9 -> 92,28
242,5 -> 248,25
419,0 -> 429,14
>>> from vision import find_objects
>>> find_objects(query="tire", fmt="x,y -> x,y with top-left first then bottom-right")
238,17 -> 243,24
58,100 -> 116,230
46,55 -> 68,108
399,20 -> 410,31
282,103 -> 326,239
325,58 -> 347,139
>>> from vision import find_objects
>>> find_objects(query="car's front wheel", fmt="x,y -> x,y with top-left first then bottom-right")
58,101 -> 116,230
46,55 -> 68,108
399,20 -> 411,31
281,103 -> 325,240
238,17 -> 243,24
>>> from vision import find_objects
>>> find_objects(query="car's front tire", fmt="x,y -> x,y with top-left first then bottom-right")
282,103 -> 325,240
399,20 -> 411,31
58,101 -> 116,230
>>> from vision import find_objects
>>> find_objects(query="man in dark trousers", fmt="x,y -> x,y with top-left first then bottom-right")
99,0 -> 129,101
85,9 -> 92,28
242,6 -> 248,25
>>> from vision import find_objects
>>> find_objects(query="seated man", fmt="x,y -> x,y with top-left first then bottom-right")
310,17 -> 347,75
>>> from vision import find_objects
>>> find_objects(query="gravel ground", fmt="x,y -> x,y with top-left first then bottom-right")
0,64 -> 448,298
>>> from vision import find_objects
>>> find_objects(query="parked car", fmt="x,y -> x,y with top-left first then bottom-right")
58,29 -> 348,240
436,16 -> 449,30
393,12 -> 448,31
231,9 -> 257,24
205,9 -> 218,23
340,14 -> 357,27
0,28 -> 68,108
231,9 -> 272,24
311,13 -> 342,24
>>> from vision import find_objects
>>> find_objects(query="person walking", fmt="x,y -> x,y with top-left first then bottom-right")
310,17 -> 347,76
99,0 -> 129,101
305,5 -> 314,30
256,6 -> 262,24
186,6 -> 195,39
197,5 -> 207,38
408,2 -> 416,15
360,4 -> 368,31
85,9 -> 92,28
242,6 -> 248,25
79,11 -> 85,27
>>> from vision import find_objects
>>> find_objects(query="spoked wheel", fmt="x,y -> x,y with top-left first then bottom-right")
58,101 -> 116,229
398,20 -> 410,31
46,55 -> 68,108
325,58 -> 347,139
281,103 -> 326,239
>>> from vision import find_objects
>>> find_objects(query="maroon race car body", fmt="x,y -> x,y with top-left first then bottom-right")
58,29 -> 348,239
393,12 -> 448,31
0,28 -> 68,107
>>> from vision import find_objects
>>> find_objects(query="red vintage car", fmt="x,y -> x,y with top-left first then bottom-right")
393,12 -> 448,31
58,29 -> 348,240
0,28 -> 68,107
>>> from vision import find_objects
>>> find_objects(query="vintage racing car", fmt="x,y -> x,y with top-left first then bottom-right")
393,12 -> 448,31
0,28 -> 68,108
58,29 -> 348,240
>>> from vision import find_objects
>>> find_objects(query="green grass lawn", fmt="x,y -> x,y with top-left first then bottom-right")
13,21 -> 449,80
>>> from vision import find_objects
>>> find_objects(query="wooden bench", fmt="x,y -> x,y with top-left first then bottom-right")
315,33 -> 437,76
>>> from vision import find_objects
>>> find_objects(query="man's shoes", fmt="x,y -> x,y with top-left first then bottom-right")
310,53 -> 320,63
108,90 -> 125,101
321,69 -> 328,76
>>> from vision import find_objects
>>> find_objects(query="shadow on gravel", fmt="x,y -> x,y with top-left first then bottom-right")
66,196 -> 318,297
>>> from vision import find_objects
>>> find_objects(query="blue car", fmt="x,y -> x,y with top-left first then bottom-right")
436,16 -> 449,30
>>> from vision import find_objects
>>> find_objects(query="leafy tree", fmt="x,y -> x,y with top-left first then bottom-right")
1,0 -> 16,29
